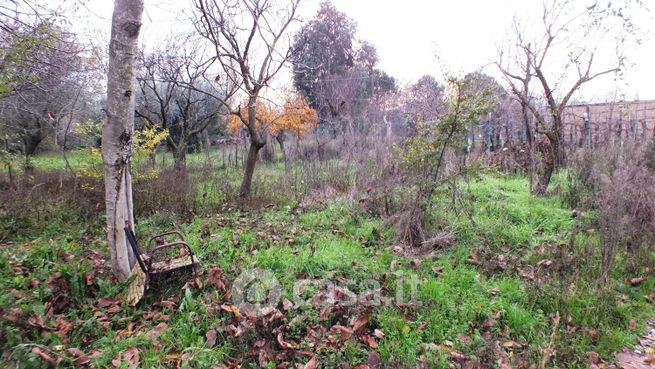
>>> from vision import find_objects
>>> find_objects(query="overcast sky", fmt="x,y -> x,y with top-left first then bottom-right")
78,0 -> 655,101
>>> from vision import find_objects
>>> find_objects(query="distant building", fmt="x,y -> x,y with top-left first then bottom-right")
563,100 -> 655,147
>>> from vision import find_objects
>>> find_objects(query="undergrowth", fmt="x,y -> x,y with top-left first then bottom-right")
0,159 -> 653,368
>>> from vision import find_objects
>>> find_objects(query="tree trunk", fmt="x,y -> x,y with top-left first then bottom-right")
532,154 -> 554,195
102,0 -> 144,281
239,98 -> 265,197
22,118 -> 43,173
202,128 -> 211,163
531,138 -> 558,196
239,140 -> 264,197
261,133 -> 275,162
173,146 -> 187,169
4,138 -> 14,187
384,113 -> 392,140
521,103 -> 537,191
276,131 -> 289,171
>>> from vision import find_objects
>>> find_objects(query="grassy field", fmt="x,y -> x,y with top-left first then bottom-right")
0,154 -> 653,368
19,149 -> 240,173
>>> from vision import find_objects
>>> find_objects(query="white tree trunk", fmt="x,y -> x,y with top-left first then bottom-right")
103,0 -> 144,281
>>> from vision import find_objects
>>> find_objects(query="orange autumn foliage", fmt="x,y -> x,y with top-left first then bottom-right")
228,96 -> 317,136
277,96 -> 318,135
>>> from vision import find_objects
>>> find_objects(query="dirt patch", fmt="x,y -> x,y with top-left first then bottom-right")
390,231 -> 456,257
617,319 -> 655,368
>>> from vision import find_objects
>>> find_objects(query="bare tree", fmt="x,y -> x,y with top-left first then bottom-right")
103,0 -> 144,281
401,75 -> 448,132
136,39 -> 230,168
0,5 -> 90,170
193,0 -> 301,197
497,0 -> 640,194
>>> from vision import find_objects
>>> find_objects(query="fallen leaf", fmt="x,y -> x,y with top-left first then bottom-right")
89,350 -> 104,359
330,325 -> 354,341
28,314 -> 50,330
282,298 -> 294,311
363,335 -> 378,348
418,343 -> 439,354
496,255 -> 506,270
226,324 -> 243,337
296,350 -> 315,358
206,329 -> 217,347
351,313 -> 370,333
67,348 -> 85,357
67,348 -> 91,365
502,340 -> 521,349
467,253 -> 480,266
631,277 -> 644,287
373,329 -> 384,339
457,333 -> 472,345
277,332 -> 293,349
83,272 -> 95,286
124,347 -> 139,369
160,300 -> 176,310
146,322 -> 168,341
431,265 -> 444,275
2,308 -> 22,322
519,268 -> 535,280
55,315 -> 73,339
494,341 -> 512,369
450,350 -> 467,361
319,307 -> 332,321
482,317 -> 497,329
303,356 -> 318,369
368,352 -> 381,369
32,347 -> 54,365
587,351 -> 600,364
73,354 -> 91,366
258,349 -> 268,367
97,297 -> 116,308
629,319 -> 637,331
221,304 -> 243,320
206,266 -> 226,290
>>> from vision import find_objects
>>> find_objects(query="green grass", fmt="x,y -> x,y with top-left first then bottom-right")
18,149 -> 232,173
1,159 -> 653,368
442,175 -> 573,249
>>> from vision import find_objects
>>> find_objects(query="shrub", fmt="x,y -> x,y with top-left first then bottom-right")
0,172 -> 104,240
566,142 -> 655,283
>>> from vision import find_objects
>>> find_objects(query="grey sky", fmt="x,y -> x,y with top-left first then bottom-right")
78,0 -> 655,101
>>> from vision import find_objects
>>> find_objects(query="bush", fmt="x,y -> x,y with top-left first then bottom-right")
565,142 -> 655,282
0,172 -> 104,240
